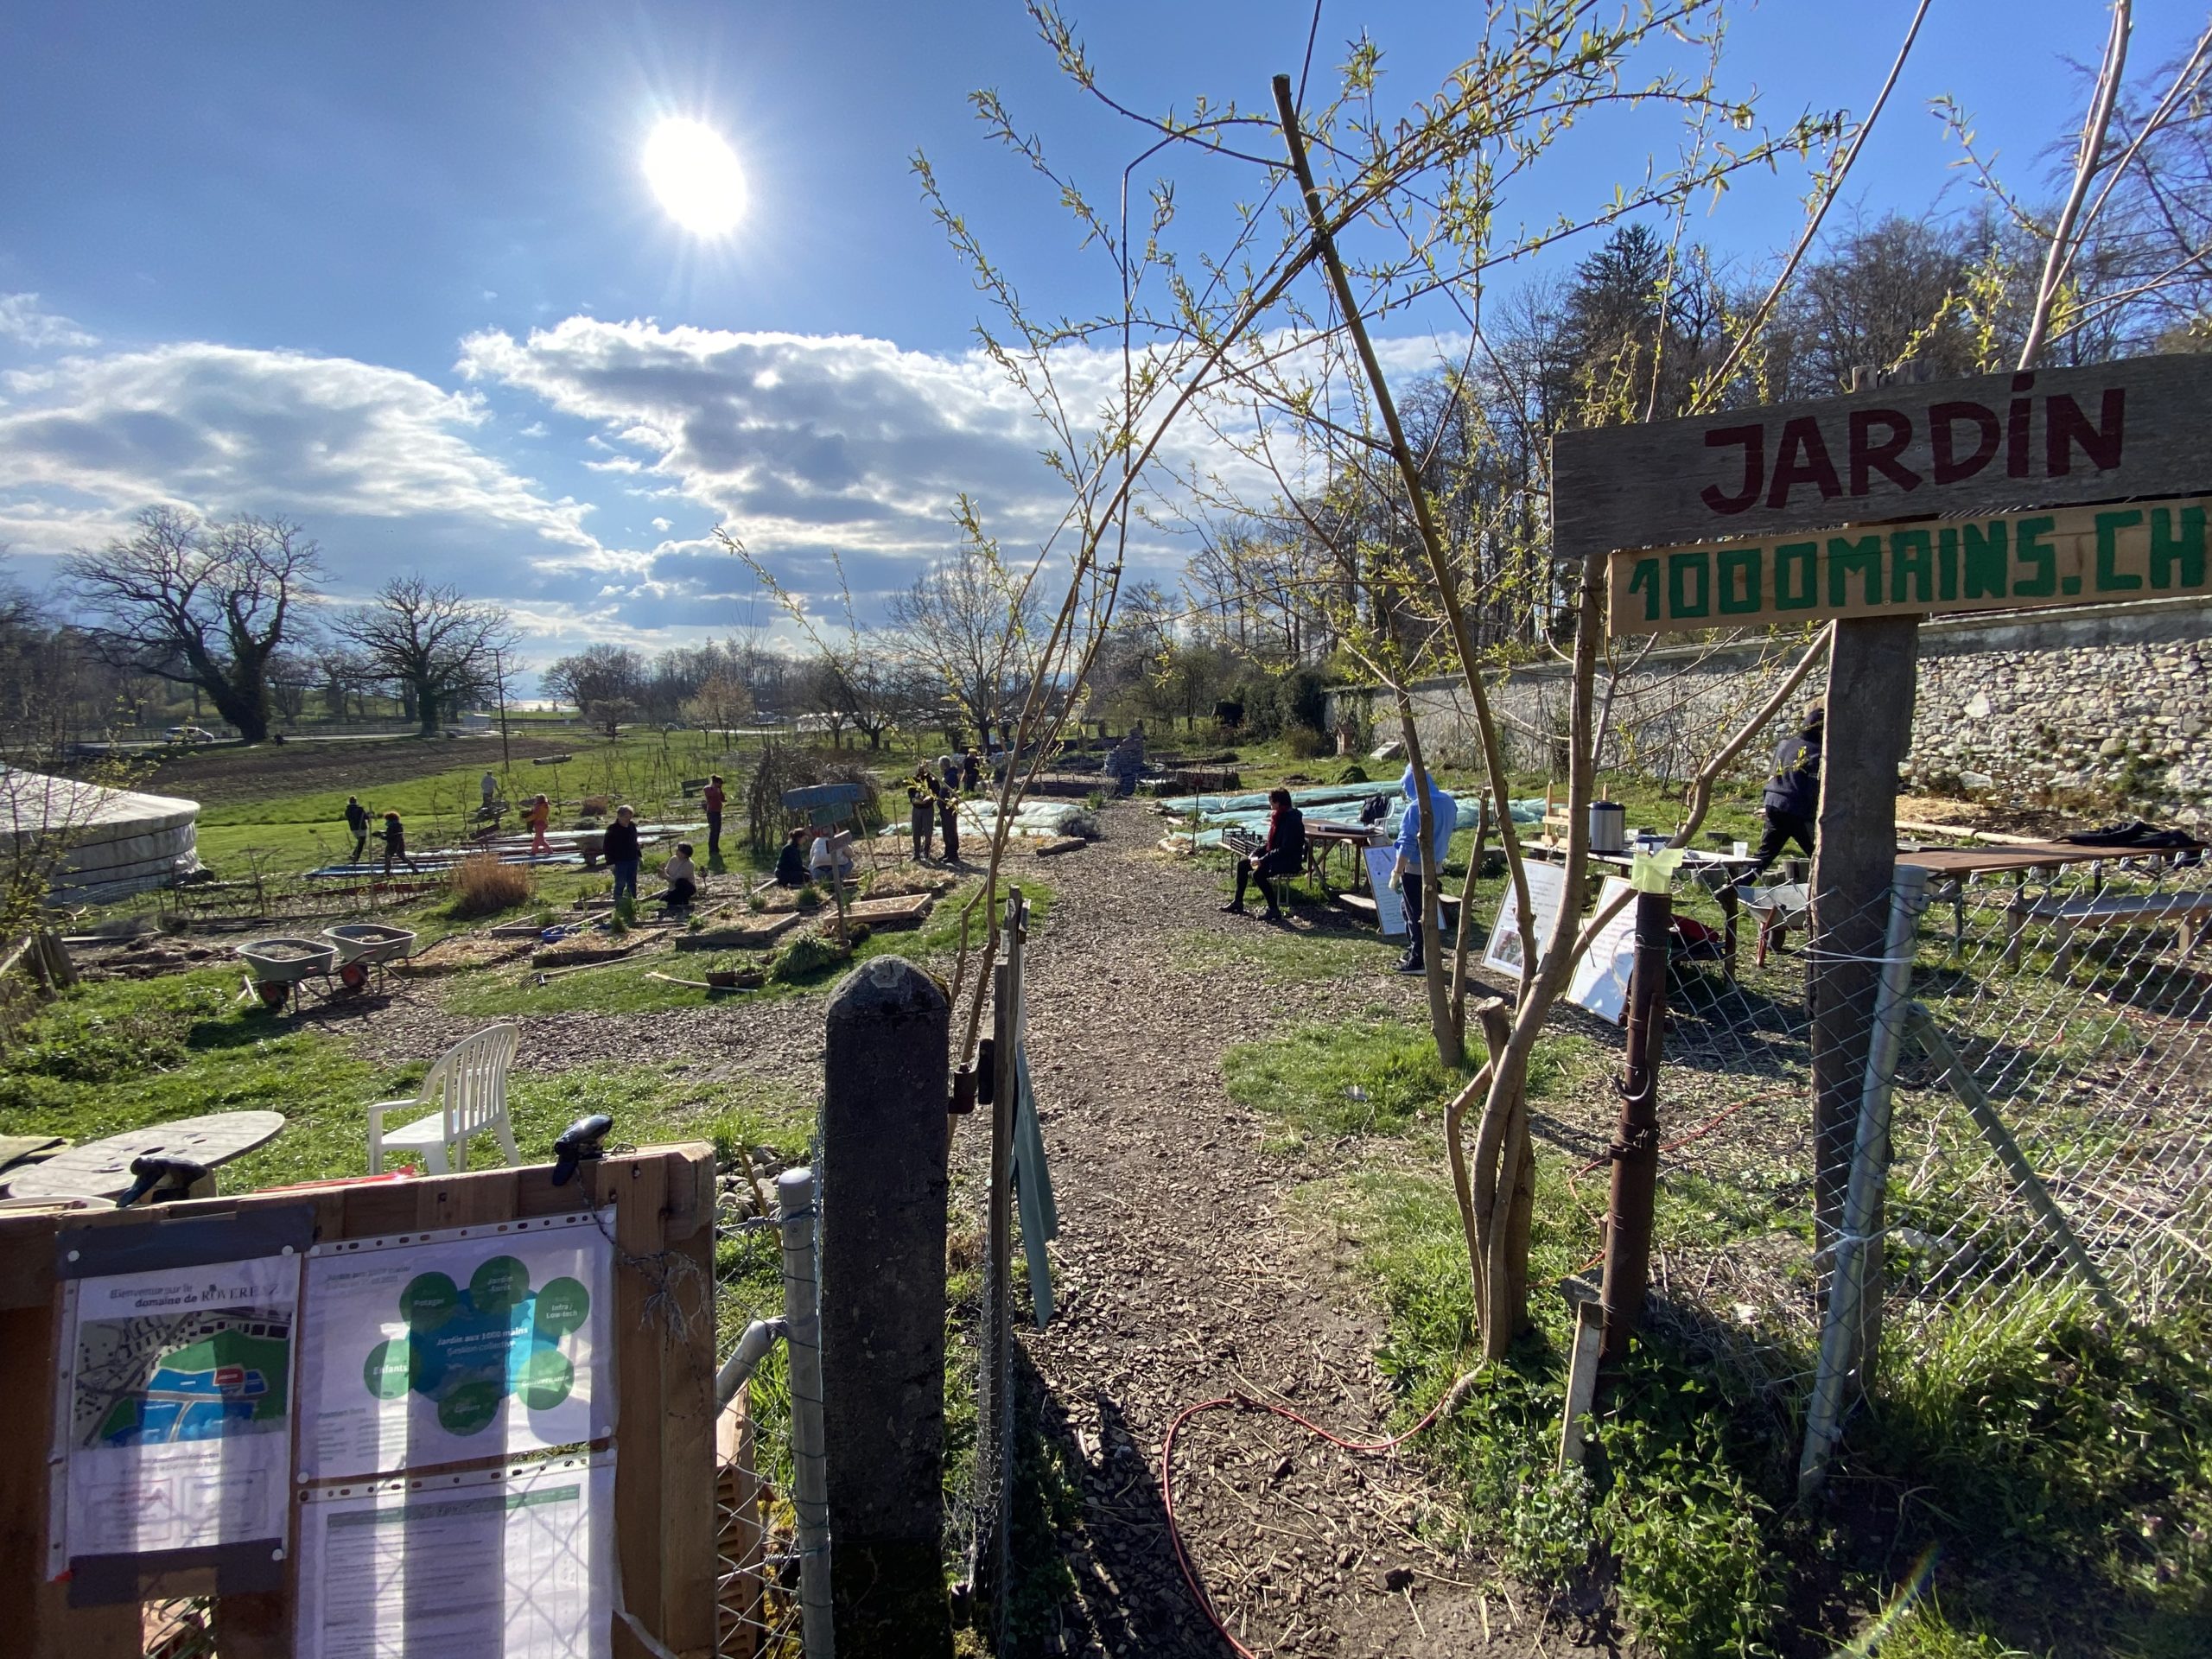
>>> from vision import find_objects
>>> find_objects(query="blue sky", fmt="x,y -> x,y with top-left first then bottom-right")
0,1 -> 2194,683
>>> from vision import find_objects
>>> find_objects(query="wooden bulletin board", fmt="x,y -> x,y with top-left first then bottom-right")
0,1145 -> 717,1659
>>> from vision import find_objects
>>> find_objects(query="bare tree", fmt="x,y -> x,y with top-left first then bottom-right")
63,506 -> 323,744
333,575 -> 518,737
886,534 -> 1045,744
542,644 -> 646,739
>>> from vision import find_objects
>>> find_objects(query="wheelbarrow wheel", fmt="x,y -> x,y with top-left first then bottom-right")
339,960 -> 371,994
255,980 -> 291,1013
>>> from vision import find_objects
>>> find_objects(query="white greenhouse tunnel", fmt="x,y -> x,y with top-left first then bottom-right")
0,768 -> 202,905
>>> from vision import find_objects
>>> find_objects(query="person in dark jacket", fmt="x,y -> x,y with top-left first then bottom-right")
702,774 -> 726,861
376,811 -> 420,874
774,826 -> 810,887
935,772 -> 963,864
344,796 -> 370,863
961,748 -> 982,791
603,804 -> 643,906
906,769 -> 938,862
1222,789 -> 1306,922
1740,704 -> 1823,885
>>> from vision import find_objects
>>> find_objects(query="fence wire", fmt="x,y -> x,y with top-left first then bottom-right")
1877,853 -> 2211,1373
714,1154 -> 809,1659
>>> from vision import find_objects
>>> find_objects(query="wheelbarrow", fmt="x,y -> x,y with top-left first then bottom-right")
322,922 -> 416,995
1739,882 -> 1810,967
236,937 -> 338,1012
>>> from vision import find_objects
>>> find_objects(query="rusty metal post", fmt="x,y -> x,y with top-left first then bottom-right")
1599,888 -> 1672,1365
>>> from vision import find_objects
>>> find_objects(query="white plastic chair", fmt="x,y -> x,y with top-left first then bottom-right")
367,1024 -> 522,1174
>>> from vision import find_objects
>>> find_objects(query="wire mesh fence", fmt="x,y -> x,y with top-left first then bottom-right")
713,1157 -> 817,1658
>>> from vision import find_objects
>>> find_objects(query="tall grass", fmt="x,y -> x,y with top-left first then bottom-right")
448,852 -> 533,918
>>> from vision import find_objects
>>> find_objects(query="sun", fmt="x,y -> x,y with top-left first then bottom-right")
642,118 -> 747,237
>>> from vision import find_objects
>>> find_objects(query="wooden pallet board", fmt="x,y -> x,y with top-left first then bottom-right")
821,893 -> 934,931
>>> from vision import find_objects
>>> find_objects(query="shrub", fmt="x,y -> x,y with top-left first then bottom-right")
1283,723 -> 1328,760
746,741 -> 881,855
448,852 -> 533,918
767,932 -> 845,982
1337,761 -> 1370,785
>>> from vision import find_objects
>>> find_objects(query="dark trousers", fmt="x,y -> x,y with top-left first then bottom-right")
1232,854 -> 1292,912
1742,809 -> 1815,884
658,877 -> 696,909
911,804 -> 935,859
705,810 -> 722,858
349,833 -> 367,862
1400,871 -> 1427,962
938,803 -> 961,862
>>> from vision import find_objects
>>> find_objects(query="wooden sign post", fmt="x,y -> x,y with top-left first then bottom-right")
1555,353 -> 2212,1248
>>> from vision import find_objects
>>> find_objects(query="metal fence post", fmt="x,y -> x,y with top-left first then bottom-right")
1599,887 -> 1671,1364
1800,861 -> 1927,1495
778,1166 -> 833,1659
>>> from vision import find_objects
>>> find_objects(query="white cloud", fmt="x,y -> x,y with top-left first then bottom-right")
0,292 -> 98,350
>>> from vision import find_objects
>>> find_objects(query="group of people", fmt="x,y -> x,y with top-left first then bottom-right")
901,748 -> 986,865
343,796 -> 421,874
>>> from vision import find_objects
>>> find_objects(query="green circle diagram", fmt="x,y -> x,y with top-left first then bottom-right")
520,1348 -> 575,1410
438,1379 -> 504,1436
400,1272 -> 459,1331
363,1338 -> 412,1400
534,1276 -> 590,1335
470,1255 -> 531,1316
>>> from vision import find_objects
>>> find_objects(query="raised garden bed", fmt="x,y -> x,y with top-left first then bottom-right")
673,912 -> 804,952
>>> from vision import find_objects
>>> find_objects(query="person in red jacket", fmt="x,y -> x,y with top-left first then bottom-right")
702,774 -> 726,861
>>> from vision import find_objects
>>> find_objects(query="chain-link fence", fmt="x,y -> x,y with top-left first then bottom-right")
713,1160 -> 827,1658
1558,842 -> 2209,1475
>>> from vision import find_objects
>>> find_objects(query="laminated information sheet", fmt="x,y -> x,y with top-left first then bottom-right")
296,1452 -> 613,1659
55,1251 -> 300,1563
1482,858 -> 1569,978
300,1213 -> 613,1480
1567,877 -> 1640,1025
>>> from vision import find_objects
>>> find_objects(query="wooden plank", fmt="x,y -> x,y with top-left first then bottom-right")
1555,353 -> 2212,561
1608,495 -> 2212,633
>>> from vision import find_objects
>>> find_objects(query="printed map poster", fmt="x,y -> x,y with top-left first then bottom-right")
296,1452 -> 613,1659
56,1253 -> 300,1563
1567,877 -> 1641,1025
1483,859 -> 1569,978
301,1215 -> 613,1480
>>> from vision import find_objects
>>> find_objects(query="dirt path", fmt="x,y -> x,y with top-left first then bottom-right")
1005,804 -> 1572,1658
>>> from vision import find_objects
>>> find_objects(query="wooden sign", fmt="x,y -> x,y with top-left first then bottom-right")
1611,496 -> 2210,633
1554,354 -> 2212,562
780,782 -> 866,810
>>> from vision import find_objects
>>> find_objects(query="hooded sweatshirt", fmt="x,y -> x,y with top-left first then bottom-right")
1394,765 -> 1456,872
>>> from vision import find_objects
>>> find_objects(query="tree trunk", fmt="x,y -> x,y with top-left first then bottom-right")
412,674 -> 441,737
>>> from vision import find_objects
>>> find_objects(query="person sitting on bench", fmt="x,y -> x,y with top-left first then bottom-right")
657,842 -> 698,912
1222,788 -> 1306,922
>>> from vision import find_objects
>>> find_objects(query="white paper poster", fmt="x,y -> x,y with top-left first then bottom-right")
1567,877 -> 1641,1024
296,1452 -> 613,1659
57,1253 -> 300,1560
1482,858 -> 1569,977
301,1216 -> 613,1480
1363,846 -> 1407,938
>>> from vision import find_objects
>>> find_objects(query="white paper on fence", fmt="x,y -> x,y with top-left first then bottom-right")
296,1451 -> 613,1659
300,1212 -> 613,1481
56,1252 -> 300,1562
1567,877 -> 1640,1025
1482,858 -> 1569,977
1363,846 -> 1407,938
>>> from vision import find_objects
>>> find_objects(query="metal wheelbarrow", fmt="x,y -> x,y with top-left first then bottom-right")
1739,882 -> 1810,967
236,937 -> 339,1012
322,922 -> 416,994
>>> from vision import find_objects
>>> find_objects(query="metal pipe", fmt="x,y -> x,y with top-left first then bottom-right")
1800,862 -> 1928,1495
778,1166 -> 834,1659
713,1317 -> 790,1412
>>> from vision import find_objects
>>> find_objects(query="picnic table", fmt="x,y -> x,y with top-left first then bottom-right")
0,1110 -> 286,1203
1897,841 -> 2199,963
1526,842 -> 1761,981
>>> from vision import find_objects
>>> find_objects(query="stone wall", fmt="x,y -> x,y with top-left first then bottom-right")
1325,596 -> 2212,828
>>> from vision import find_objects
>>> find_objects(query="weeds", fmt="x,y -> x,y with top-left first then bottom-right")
448,850 -> 534,918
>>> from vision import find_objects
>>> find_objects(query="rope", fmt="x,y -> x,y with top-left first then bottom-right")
1159,1374 -> 1476,1658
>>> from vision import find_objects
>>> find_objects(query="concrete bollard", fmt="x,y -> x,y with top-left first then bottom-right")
818,956 -> 953,1657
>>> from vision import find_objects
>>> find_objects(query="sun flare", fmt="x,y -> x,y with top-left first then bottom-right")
642,118 -> 747,237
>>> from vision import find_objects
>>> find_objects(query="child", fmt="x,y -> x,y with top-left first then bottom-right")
658,842 -> 697,911
378,811 -> 419,874
774,826 -> 810,887
603,804 -> 642,906
527,792 -> 552,855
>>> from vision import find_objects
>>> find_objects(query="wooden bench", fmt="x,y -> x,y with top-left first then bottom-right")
2015,889 -> 2212,972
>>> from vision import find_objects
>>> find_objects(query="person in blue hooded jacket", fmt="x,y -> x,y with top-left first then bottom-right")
1391,764 -> 1456,974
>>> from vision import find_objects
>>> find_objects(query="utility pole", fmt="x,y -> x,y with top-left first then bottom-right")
491,645 -> 512,772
